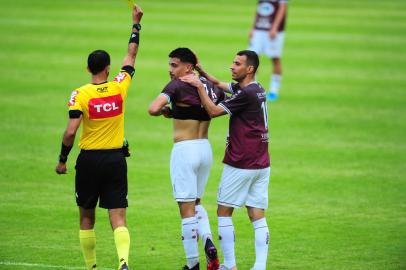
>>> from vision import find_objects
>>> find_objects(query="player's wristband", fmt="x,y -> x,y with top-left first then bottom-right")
59,143 -> 72,163
59,154 -> 68,163
132,23 -> 142,31
129,32 -> 140,45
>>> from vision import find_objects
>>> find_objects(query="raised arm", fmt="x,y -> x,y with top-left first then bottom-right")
122,5 -> 144,67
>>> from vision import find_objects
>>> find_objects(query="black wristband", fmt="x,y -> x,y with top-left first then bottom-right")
59,143 -> 72,163
59,154 -> 68,163
132,23 -> 141,31
129,32 -> 140,45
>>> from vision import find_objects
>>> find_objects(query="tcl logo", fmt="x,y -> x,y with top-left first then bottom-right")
88,94 -> 123,119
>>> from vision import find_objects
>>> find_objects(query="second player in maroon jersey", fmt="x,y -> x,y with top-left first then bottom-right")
181,50 -> 271,270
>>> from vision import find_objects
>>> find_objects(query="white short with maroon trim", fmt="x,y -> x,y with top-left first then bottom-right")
249,30 -> 285,58
170,139 -> 212,202
217,164 -> 270,209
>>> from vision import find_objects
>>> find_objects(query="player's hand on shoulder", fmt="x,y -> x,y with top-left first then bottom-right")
55,162 -> 67,175
132,4 -> 143,23
180,74 -> 203,88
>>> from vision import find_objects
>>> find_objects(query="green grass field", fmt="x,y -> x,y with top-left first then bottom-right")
0,0 -> 405,269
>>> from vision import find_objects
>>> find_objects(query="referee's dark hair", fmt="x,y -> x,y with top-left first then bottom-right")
88,50 -> 111,75
169,48 -> 197,67
237,50 -> 260,73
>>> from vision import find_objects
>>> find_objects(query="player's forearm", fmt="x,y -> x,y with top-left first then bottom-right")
62,130 -> 76,147
148,98 -> 169,117
272,3 -> 286,31
122,5 -> 143,67
148,106 -> 162,116
122,28 -> 140,67
58,117 -> 81,162
128,40 -> 139,63
196,85 -> 224,118
148,106 -> 170,117
58,131 -> 75,164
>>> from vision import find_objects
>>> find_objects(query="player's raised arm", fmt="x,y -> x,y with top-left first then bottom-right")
122,4 -> 143,68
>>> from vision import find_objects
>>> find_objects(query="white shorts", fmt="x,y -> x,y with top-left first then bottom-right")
170,139 -> 213,202
217,164 -> 270,209
249,30 -> 285,58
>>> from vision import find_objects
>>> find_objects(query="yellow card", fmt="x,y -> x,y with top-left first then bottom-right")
127,0 -> 134,9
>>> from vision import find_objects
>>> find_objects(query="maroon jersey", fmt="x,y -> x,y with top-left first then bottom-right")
161,77 -> 225,121
219,82 -> 270,169
253,0 -> 287,32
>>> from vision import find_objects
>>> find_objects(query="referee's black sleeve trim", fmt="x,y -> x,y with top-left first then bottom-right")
121,65 -> 135,78
69,110 -> 82,119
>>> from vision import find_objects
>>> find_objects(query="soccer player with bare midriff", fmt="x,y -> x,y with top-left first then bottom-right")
148,48 -> 224,270
181,50 -> 271,270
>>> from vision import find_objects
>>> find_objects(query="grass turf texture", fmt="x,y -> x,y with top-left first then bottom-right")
0,0 -> 405,269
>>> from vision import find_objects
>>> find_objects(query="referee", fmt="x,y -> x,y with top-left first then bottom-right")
55,5 -> 143,270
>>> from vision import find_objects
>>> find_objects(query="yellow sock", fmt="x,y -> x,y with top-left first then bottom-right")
114,226 -> 130,268
79,229 -> 97,270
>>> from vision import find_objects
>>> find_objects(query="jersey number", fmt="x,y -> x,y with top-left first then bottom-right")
203,83 -> 218,103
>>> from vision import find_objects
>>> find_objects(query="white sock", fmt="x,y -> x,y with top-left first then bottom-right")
270,74 -> 281,94
195,204 -> 212,244
218,217 -> 236,268
252,218 -> 269,270
181,217 -> 199,268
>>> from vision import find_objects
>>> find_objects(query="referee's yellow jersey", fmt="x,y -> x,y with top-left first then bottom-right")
67,69 -> 133,150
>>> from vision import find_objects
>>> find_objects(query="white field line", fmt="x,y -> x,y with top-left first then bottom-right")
0,261 -> 114,270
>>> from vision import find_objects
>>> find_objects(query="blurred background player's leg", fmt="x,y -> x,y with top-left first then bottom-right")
268,57 -> 281,101
267,32 -> 285,101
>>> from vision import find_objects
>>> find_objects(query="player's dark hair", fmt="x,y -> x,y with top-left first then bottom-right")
87,50 -> 111,75
237,50 -> 259,73
169,48 -> 197,67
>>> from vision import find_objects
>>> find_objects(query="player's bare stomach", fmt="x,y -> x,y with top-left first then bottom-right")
173,119 -> 210,143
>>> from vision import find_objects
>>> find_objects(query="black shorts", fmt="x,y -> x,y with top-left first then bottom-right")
75,149 -> 128,209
